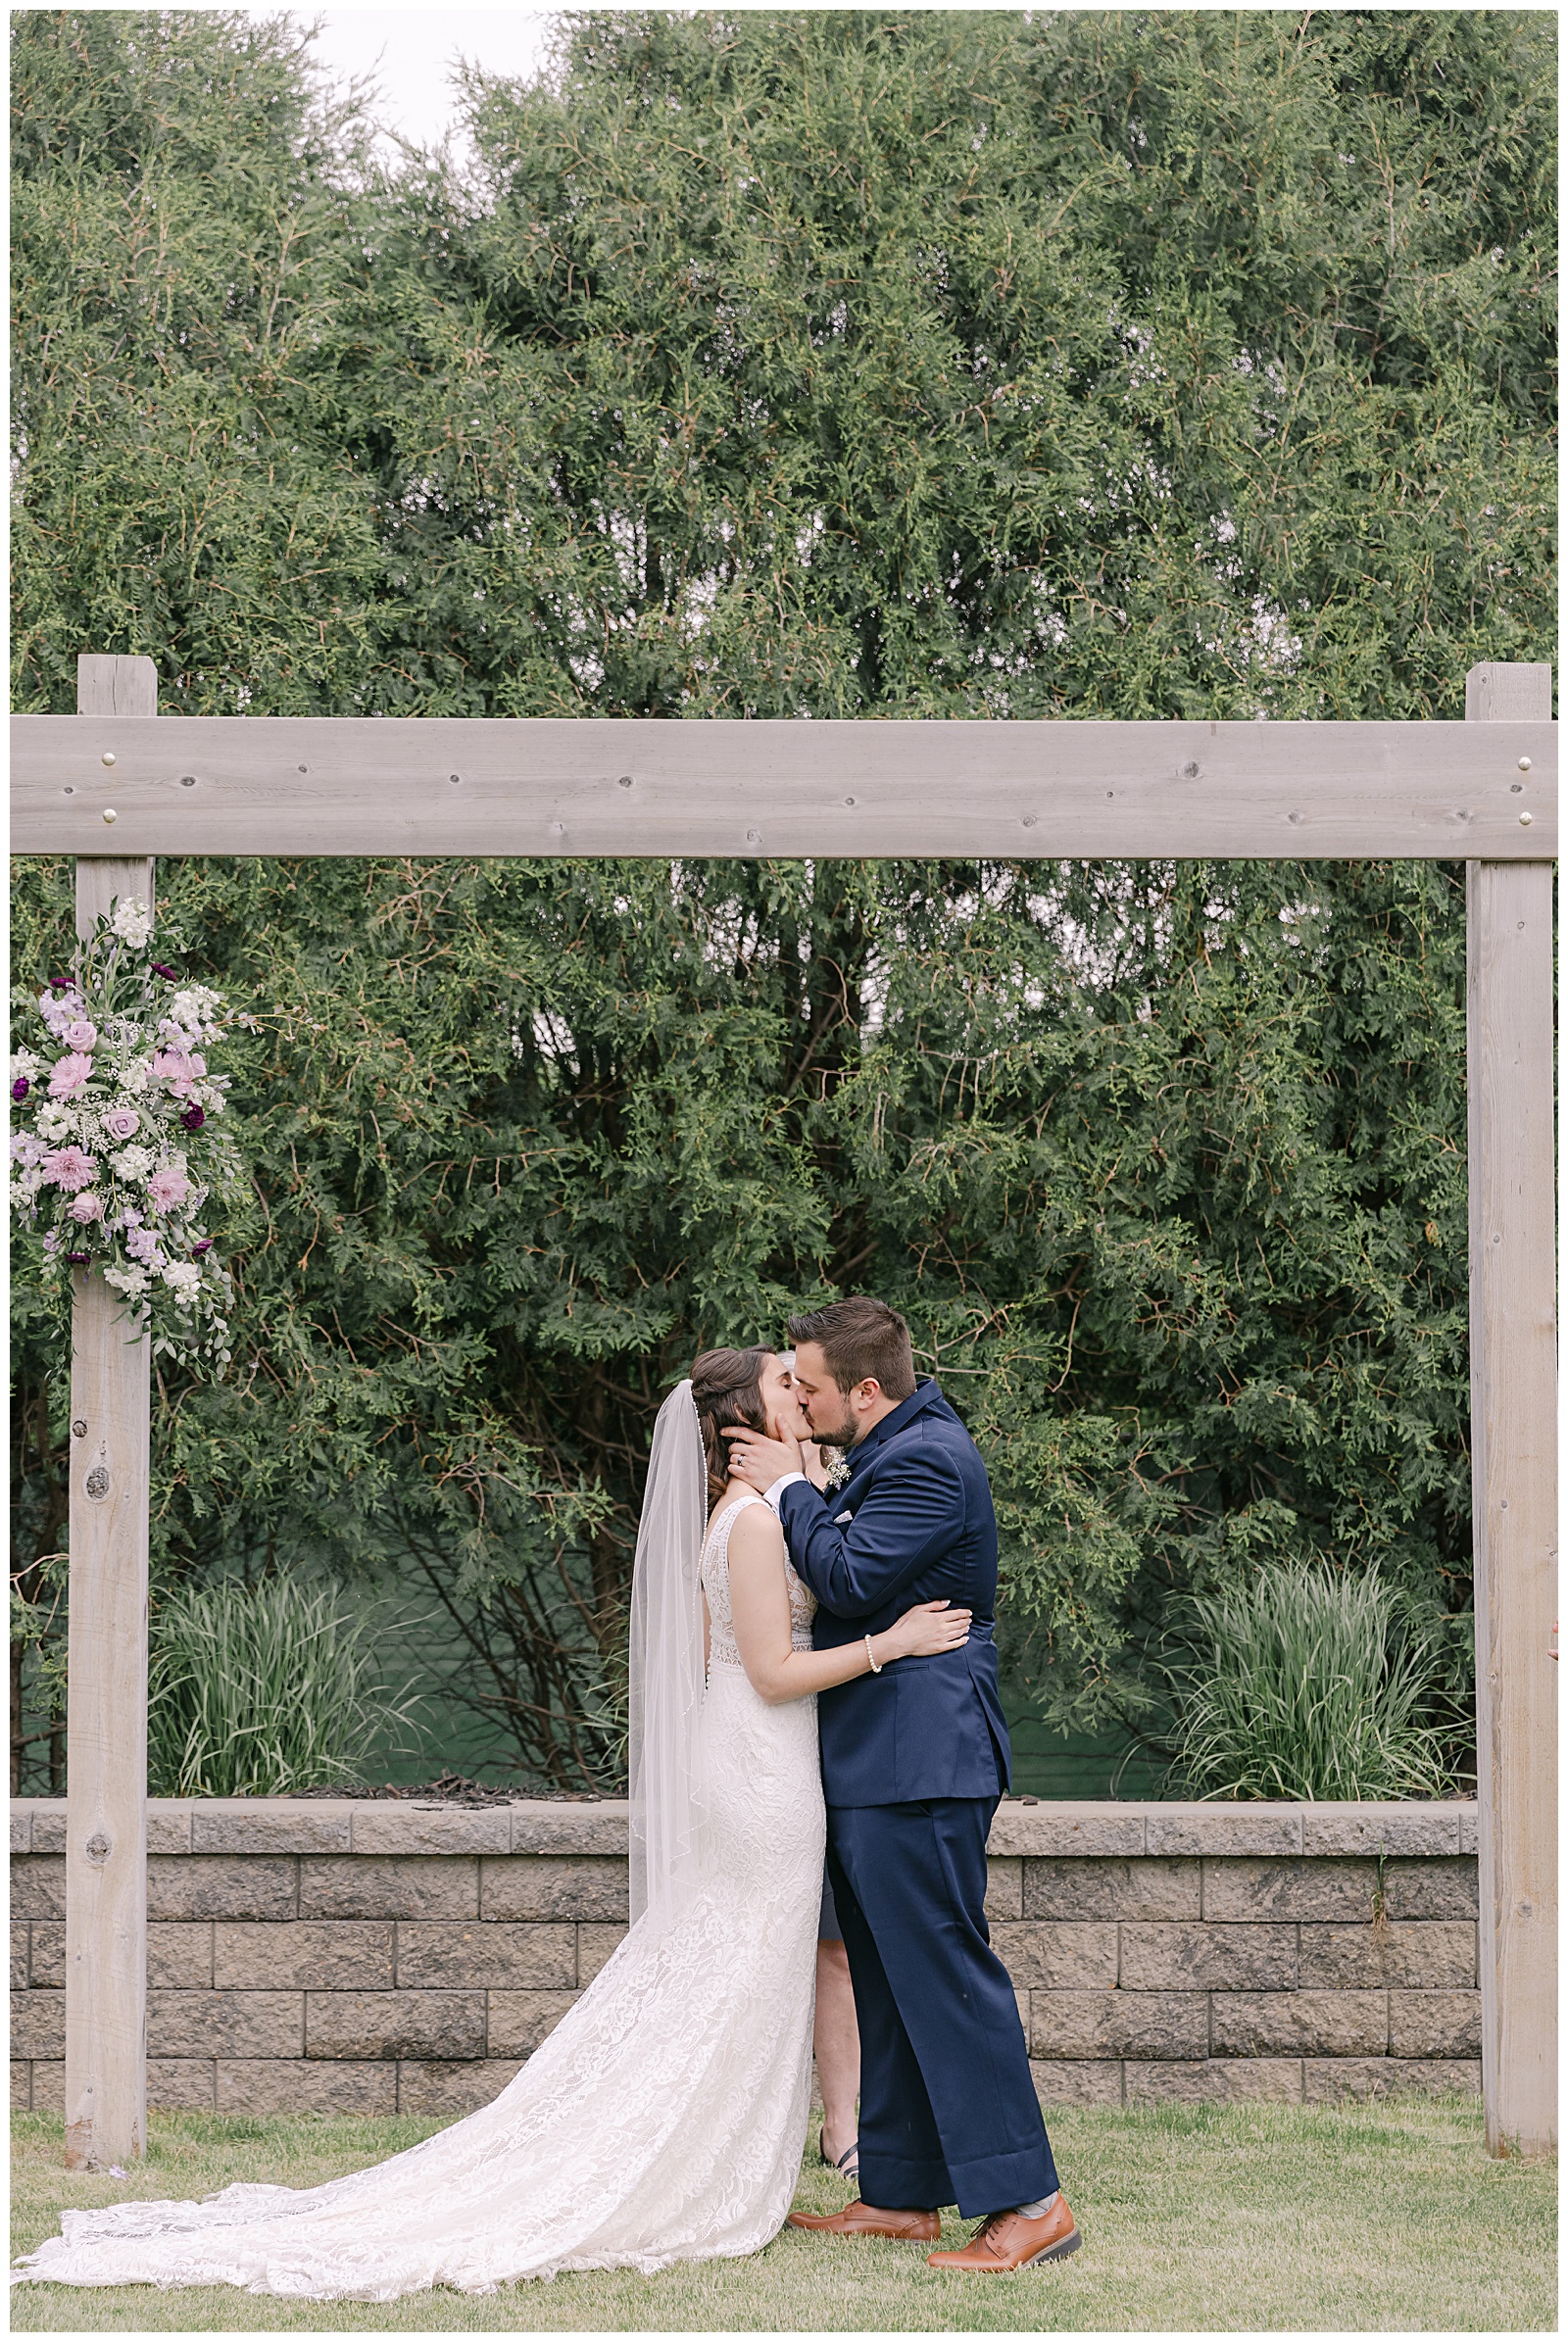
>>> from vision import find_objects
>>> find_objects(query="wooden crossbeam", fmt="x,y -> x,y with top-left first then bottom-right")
11,712 -> 1556,859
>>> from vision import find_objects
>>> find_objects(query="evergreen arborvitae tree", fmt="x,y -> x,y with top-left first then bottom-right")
11,10 -> 1554,1787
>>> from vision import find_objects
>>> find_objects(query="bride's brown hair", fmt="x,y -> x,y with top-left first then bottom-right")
690,1345 -> 772,1507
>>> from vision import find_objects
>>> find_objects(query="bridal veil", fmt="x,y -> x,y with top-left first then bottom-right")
625,1378 -> 709,1927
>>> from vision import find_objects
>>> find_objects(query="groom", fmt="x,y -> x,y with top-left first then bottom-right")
725,1297 -> 1078,2272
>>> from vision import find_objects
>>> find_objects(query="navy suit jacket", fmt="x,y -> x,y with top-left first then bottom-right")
778,1381 -> 1011,1807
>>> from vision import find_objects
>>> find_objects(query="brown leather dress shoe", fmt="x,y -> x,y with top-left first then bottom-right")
927,2196 -> 1081,2270
787,2201 -> 940,2242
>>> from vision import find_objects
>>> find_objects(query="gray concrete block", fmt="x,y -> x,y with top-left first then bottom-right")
148,1856 -> 297,1923
30,1809 -> 67,1854
146,2059 -> 217,2112
27,1923 -> 65,1989
1381,1858 -> 1479,1921
1298,1922 -> 1477,1989
11,1811 -> 31,1853
1147,1808 -> 1302,1857
11,1857 -> 66,1920
217,2058 -> 398,2117
215,1923 -> 393,1992
1029,2059 -> 1124,2107
578,1924 -> 629,1985
299,1856 -> 477,1922
29,2061 -> 64,2114
1387,1923 -> 1478,1988
1023,1857 -> 1200,1923
146,1806 -> 193,1855
11,1924 -> 29,1992
1125,2059 -> 1303,2106
28,1923 -> 65,1988
984,1858 -> 1023,1921
351,1807 -> 510,1857
1202,1857 -> 1378,1924
509,1804 -> 629,1856
478,1856 -> 629,1925
1303,2056 -> 1482,2104
11,2061 -> 30,2110
1457,1806 -> 1479,1856
1030,1990 -> 1207,2061
306,1990 -> 485,2062
398,2059 -> 522,2117
397,1923 -> 576,1991
12,1992 -> 65,2059
148,1924 -> 214,1990
1210,1989 -> 1388,2057
148,1991 -> 305,2060
485,1990 -> 582,2059
1299,1805 -> 1461,1858
1388,1989 -> 1482,2058
1119,1924 -> 1297,1990
192,1805 -> 352,1855
991,1921 -> 1119,1990
990,1806 -> 1145,1858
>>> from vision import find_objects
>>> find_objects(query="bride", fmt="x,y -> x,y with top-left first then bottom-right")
14,1346 -> 970,2301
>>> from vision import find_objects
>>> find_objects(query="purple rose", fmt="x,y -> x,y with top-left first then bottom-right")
69,1191 -> 105,1224
48,978 -> 72,993
11,1078 -> 27,1101
152,963 -> 178,980
104,1108 -> 141,1143
66,1249 -> 90,1264
62,1019 -> 97,1052
191,1239 -> 214,1257
181,1104 -> 205,1131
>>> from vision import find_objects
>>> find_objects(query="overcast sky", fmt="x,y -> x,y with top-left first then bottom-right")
285,9 -> 559,160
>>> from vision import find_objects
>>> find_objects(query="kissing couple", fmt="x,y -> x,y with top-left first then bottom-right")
16,1298 -> 1076,2300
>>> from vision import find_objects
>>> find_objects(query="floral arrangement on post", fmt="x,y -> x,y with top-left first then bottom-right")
9,896 -> 246,1373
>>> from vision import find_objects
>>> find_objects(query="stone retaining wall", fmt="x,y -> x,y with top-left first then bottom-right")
11,1798 -> 1481,2118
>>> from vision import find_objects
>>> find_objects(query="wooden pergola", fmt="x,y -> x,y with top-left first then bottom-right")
12,656 -> 1557,2167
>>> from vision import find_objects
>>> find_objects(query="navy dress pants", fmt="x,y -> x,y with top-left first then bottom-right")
826,1796 -> 1057,2218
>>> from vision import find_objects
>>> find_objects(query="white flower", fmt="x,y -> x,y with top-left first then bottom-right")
111,1145 -> 156,1183
162,1261 -> 201,1306
111,898 -> 154,948
10,1050 -> 42,1083
122,1059 -> 152,1095
167,987 -> 221,1038
35,1105 -> 71,1140
104,1264 -> 152,1299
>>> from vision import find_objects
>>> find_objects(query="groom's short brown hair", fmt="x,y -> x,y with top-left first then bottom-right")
787,1297 -> 916,1401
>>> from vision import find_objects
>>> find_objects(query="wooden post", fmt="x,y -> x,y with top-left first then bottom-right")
64,654 -> 158,2171
1465,660 -> 1557,2157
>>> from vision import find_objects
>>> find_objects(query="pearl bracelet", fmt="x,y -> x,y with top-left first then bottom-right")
864,1634 -> 882,1676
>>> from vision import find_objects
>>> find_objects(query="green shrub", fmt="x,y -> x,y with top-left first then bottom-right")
147,1581 -> 423,1797
1164,1564 -> 1460,1803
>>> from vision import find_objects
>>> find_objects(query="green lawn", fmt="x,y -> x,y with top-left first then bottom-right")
10,2096 -> 1554,2332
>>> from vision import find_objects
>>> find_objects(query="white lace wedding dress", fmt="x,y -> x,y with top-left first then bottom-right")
14,1493 -> 826,2301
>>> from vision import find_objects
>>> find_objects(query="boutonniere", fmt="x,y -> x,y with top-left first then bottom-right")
822,1450 -> 851,1492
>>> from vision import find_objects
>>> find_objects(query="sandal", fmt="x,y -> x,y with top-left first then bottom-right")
819,2127 -> 859,2179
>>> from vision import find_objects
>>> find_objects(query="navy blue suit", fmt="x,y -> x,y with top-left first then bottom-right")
779,1381 -> 1056,2216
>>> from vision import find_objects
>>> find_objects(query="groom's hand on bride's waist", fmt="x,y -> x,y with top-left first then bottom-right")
722,1424 -> 806,1496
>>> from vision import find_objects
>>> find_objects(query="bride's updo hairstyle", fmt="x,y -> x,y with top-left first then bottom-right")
690,1345 -> 772,1506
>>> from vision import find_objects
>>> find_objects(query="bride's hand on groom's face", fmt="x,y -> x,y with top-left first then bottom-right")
722,1424 -> 804,1493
